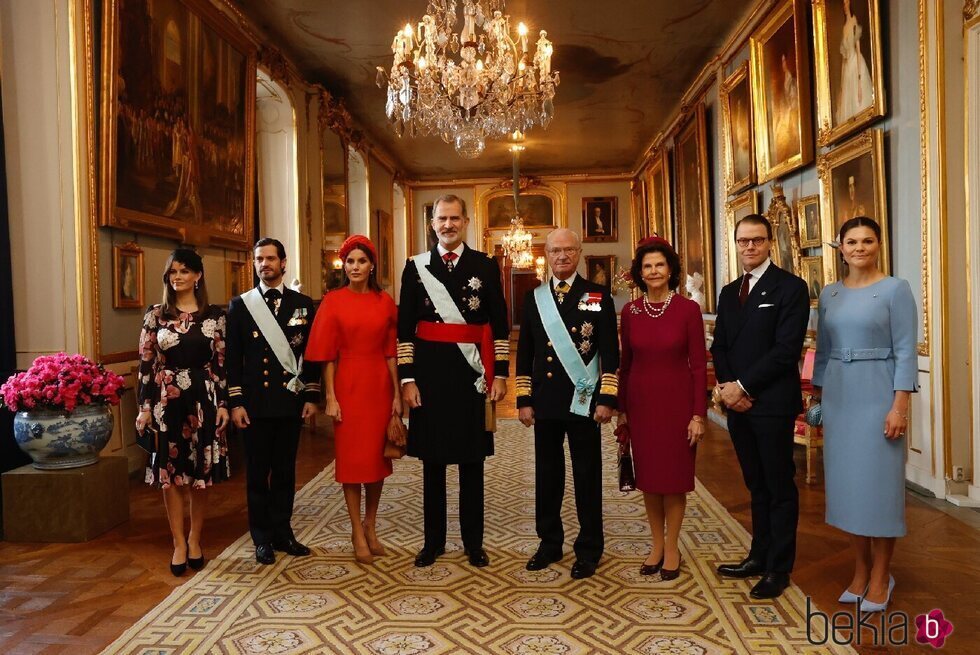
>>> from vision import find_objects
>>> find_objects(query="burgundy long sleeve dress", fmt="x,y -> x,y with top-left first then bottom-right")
618,294 -> 707,494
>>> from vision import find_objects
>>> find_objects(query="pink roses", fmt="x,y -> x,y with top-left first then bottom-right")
0,353 -> 125,413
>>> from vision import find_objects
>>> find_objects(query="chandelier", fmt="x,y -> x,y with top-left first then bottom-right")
376,0 -> 559,158
500,136 -> 533,268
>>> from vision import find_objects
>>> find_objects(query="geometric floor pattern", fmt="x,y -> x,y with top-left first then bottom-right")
100,420 -> 854,655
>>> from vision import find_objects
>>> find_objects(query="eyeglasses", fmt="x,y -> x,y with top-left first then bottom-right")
546,247 -> 581,256
735,237 -> 769,248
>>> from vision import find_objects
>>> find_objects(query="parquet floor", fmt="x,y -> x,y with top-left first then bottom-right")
1,377 -> 978,654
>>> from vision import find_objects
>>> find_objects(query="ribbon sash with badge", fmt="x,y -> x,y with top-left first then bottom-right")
534,284 -> 600,416
241,288 -> 305,393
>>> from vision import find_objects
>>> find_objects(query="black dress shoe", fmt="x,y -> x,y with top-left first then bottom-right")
639,557 -> 664,576
526,550 -> 562,571
750,572 -> 791,599
188,555 -> 205,571
717,556 -> 766,578
660,561 -> 682,581
570,560 -> 597,579
414,546 -> 445,567
170,561 -> 187,577
464,548 -> 490,567
272,537 -> 311,557
255,543 -> 276,565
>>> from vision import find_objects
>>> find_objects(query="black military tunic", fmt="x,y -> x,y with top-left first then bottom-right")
397,244 -> 509,464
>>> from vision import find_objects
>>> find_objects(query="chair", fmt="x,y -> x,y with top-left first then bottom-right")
794,348 -> 823,484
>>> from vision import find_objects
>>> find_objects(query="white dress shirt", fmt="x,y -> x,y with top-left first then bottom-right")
741,257 -> 772,294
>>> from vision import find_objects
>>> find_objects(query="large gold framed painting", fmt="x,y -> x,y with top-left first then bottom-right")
750,0 -> 813,183
720,61 -> 756,195
818,128 -> 889,281
812,0 -> 886,146
724,189 -> 759,283
100,0 -> 257,249
644,147 -> 672,242
674,103 -> 714,313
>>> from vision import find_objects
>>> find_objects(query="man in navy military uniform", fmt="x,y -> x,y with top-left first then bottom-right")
516,228 -> 619,579
227,238 -> 321,565
398,194 -> 509,568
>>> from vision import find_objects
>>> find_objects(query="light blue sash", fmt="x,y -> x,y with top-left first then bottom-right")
534,284 -> 599,416
242,288 -> 305,393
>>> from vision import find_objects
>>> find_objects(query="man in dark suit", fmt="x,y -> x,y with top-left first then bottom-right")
516,228 -> 619,580
398,194 -> 509,568
227,238 -> 321,565
711,215 -> 809,599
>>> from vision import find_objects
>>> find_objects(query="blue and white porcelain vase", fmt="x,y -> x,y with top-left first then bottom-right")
13,404 -> 114,469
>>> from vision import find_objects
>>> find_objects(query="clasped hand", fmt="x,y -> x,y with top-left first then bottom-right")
715,382 -> 753,413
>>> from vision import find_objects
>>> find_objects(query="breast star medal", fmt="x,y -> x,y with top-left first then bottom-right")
468,277 -> 482,291
578,338 -> 592,354
580,322 -> 594,338
466,296 -> 481,311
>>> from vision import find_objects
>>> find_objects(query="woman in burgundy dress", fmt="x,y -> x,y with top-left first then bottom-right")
306,235 -> 400,565
618,237 -> 706,580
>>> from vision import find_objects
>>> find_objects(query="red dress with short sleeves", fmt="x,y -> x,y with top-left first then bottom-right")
306,287 -> 397,483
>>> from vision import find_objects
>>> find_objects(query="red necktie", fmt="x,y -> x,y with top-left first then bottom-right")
443,252 -> 458,272
738,273 -> 751,306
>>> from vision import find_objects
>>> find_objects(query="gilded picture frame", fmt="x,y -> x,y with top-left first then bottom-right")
724,189 -> 760,283
582,197 -> 618,243
812,0 -> 886,147
767,183 -> 802,276
817,128 -> 889,283
674,103 -> 715,313
584,255 -> 617,295
372,210 -> 395,288
721,61 -> 757,195
800,255 -> 824,307
112,242 -> 145,309
797,194 -> 822,248
644,147 -> 672,242
100,0 -> 257,249
320,117 -> 349,241
225,260 -> 251,302
750,0 -> 814,183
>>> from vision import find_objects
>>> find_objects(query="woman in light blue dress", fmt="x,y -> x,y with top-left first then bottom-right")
812,217 -> 917,613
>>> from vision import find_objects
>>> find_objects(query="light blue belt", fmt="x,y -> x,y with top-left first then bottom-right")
829,347 -> 892,362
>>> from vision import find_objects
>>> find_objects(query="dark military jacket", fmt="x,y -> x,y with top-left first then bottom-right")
397,244 -> 509,463
226,287 -> 321,418
516,275 -> 620,421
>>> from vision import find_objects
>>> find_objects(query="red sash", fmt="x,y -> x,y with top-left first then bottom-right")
416,321 -> 494,388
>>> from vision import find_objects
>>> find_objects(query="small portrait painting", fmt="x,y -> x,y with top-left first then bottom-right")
582,197 -> 618,243
584,255 -> 616,295
225,260 -> 248,301
800,255 -> 824,307
797,195 -> 821,248
113,242 -> 145,309
487,193 -> 554,229
830,154 -> 875,225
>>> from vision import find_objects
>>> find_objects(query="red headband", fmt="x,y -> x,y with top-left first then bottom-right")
339,234 -> 377,262
636,236 -> 673,251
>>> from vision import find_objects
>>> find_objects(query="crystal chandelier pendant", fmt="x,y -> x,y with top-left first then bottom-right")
377,1 -> 559,158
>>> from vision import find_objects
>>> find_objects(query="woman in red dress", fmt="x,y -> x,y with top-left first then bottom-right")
618,237 -> 707,581
306,235 -> 400,564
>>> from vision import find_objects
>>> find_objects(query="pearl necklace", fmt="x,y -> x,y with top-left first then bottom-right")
640,290 -> 674,318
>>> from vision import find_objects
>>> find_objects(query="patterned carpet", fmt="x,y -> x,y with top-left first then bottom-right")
101,420 -> 853,655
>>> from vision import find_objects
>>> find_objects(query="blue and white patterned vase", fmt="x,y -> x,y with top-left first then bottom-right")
13,404 -> 114,469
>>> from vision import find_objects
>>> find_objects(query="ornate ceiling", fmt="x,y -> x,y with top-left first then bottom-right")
236,0 -> 751,179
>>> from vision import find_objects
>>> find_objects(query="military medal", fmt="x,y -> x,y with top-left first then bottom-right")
466,296 -> 481,311
468,277 -> 482,291
578,338 -> 591,354
580,322 -> 594,338
577,292 -> 603,312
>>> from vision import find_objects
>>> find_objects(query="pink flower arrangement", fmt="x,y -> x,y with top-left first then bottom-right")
0,353 -> 125,413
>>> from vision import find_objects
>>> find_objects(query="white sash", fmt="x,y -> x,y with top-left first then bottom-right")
241,288 -> 305,393
413,251 -> 487,394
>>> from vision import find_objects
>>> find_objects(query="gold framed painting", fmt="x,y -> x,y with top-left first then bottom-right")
767,183 -> 802,276
750,0 -> 814,183
320,116 -> 349,240
582,197 -> 618,243
225,260 -> 251,301
584,255 -> 616,295
800,255 -> 824,307
112,242 -> 145,309
724,189 -> 760,283
644,147 -> 672,242
373,210 -> 395,288
797,194 -> 822,248
812,0 -> 886,146
721,61 -> 756,195
486,192 -> 555,229
100,0 -> 257,249
673,102 -> 715,312
817,128 -> 889,282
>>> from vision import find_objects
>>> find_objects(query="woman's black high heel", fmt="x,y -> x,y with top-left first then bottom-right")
170,560 -> 187,577
188,555 -> 205,571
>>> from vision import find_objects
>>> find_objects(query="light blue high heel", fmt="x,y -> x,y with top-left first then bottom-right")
838,584 -> 869,603
859,575 -> 895,613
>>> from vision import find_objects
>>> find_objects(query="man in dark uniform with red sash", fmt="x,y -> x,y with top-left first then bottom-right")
398,194 -> 509,568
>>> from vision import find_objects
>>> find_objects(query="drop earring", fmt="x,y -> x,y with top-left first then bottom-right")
195,280 -> 199,290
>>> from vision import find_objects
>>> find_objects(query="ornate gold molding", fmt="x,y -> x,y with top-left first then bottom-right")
257,45 -> 291,85
966,0 -> 980,22
317,88 -> 366,152
919,0 -> 931,356
493,175 -> 544,192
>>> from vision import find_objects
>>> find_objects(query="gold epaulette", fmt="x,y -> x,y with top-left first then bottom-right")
494,339 -> 510,362
599,373 -> 619,396
397,341 -> 415,365
515,374 -> 532,397
229,385 -> 243,397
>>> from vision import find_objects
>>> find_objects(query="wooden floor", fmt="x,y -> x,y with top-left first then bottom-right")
1,395 -> 978,653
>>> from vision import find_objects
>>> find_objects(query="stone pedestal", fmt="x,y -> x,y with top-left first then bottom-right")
1,456 -> 129,542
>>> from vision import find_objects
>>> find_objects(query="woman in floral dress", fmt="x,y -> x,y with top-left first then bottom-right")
136,248 -> 230,576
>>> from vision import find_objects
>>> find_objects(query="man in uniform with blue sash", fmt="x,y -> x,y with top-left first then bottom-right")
516,228 -> 619,579
398,194 -> 510,568
227,238 -> 321,566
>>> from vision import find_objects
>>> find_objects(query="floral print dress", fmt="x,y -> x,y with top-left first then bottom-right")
137,304 -> 230,488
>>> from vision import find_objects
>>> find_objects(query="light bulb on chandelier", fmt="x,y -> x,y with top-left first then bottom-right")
377,0 -> 559,158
